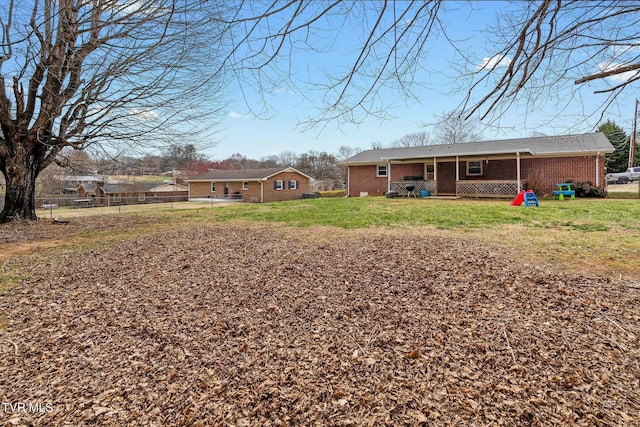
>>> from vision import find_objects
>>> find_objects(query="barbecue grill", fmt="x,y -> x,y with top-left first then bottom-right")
405,184 -> 416,198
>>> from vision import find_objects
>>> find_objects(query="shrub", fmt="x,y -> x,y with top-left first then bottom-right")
566,180 -> 606,198
318,189 -> 347,198
524,173 -> 546,196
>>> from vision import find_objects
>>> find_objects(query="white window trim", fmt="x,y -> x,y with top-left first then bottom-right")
243,181 -> 249,190
275,180 -> 284,190
376,164 -> 388,177
289,180 -> 298,190
211,182 -> 216,192
467,161 -> 483,176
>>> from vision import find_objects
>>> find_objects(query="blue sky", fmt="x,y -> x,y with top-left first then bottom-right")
205,1 -> 639,161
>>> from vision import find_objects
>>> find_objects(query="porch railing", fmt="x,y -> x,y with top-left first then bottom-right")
456,180 -> 525,198
390,181 -> 437,196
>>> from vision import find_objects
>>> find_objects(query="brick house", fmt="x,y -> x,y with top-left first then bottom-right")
343,133 -> 614,198
77,182 -> 189,206
187,167 -> 312,203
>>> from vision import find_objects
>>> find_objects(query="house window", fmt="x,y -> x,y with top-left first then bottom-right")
243,181 -> 249,190
211,182 -> 216,192
138,193 -> 145,202
274,180 -> 284,190
288,180 -> 298,190
376,164 -> 388,177
467,161 -> 482,176
113,194 -> 121,203
426,164 -> 435,180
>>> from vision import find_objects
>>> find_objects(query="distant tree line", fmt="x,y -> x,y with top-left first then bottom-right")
38,144 -> 366,185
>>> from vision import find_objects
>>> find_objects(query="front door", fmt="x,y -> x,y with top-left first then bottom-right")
437,162 -> 456,195
224,182 -> 229,196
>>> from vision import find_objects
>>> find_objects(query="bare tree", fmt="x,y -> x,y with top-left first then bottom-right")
223,1 -> 640,130
336,146 -> 362,162
0,0 -> 226,222
460,1 -> 640,123
276,151 -> 300,167
390,132 -> 431,148
430,111 -> 484,144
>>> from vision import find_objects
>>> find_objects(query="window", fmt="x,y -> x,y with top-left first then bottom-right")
288,180 -> 298,190
138,193 -> 145,202
243,181 -> 249,190
113,194 -> 121,203
211,182 -> 216,192
376,164 -> 388,177
274,180 -> 284,190
467,161 -> 482,176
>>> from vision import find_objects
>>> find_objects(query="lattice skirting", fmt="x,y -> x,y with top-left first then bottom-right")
456,180 -> 524,198
390,181 -> 437,196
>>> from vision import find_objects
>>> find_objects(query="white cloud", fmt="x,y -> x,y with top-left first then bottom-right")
476,55 -> 511,71
130,109 -> 159,121
228,111 -> 248,119
597,62 -> 638,82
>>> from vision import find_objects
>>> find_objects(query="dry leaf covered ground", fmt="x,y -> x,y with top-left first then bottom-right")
1,221 -> 639,426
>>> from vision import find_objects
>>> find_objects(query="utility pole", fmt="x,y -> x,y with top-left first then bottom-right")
631,99 -> 638,169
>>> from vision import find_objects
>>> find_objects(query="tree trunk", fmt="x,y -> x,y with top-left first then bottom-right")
0,153 -> 42,223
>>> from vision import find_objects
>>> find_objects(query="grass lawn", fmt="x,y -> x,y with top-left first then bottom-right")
197,197 -> 640,279
20,196 -> 640,280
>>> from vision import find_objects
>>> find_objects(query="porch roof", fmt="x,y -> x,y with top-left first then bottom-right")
344,133 -> 614,164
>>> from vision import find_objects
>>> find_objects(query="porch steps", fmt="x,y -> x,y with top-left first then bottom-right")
523,191 -> 539,207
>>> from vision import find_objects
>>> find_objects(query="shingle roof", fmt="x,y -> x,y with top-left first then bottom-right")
102,183 -> 159,193
344,133 -> 614,164
188,167 -> 311,181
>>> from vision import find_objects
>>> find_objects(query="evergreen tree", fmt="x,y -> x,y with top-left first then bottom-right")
598,121 -> 630,172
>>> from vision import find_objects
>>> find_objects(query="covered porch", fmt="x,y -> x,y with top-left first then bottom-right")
386,153 -> 529,198
389,179 -> 525,198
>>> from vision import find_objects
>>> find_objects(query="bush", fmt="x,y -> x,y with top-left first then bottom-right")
318,189 -> 347,198
524,173 -> 545,196
566,180 -> 606,198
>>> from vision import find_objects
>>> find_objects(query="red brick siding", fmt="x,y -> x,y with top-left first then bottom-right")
263,172 -> 310,202
389,163 -> 425,181
189,172 -> 310,203
348,165 -> 388,196
522,155 -> 605,193
476,159 -> 517,180
189,181 -> 216,198
348,155 -> 607,196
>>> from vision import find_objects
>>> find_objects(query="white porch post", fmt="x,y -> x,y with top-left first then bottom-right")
433,157 -> 437,181
516,152 -> 521,192
387,162 -> 391,192
346,166 -> 350,197
455,156 -> 460,196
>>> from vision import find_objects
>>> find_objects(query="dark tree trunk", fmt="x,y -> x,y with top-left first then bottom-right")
0,152 -> 42,223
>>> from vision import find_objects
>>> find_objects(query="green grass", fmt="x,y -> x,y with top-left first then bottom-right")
155,196 -> 638,279
181,196 -> 639,232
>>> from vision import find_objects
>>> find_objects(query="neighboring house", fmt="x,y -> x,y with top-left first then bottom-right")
77,182 -> 188,206
187,167 -> 312,203
343,133 -> 614,198
310,178 -> 344,192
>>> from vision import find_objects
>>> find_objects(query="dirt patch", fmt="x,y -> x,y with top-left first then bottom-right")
1,225 -> 638,426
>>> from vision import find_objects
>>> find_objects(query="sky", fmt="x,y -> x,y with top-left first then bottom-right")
203,1 -> 638,161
